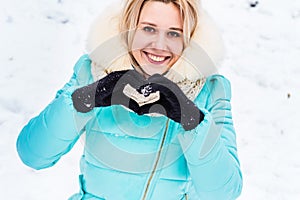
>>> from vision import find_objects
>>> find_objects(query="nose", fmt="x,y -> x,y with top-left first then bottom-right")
152,31 -> 167,51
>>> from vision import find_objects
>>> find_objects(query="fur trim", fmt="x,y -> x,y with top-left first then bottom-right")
85,0 -> 224,83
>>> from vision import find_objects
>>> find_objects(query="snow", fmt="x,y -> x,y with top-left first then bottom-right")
1,0 -> 300,199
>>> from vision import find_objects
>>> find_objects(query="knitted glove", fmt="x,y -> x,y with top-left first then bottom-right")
71,70 -> 146,113
137,74 -> 204,131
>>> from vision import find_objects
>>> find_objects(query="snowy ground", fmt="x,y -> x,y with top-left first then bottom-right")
1,0 -> 300,199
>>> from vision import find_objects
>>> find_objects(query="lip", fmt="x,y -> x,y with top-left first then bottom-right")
143,51 -> 171,65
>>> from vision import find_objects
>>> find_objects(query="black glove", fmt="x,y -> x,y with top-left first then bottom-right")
71,70 -> 147,113
72,71 -> 204,130
137,74 -> 204,131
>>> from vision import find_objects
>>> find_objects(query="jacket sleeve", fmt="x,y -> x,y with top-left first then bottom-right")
16,54 -> 94,170
178,75 -> 243,199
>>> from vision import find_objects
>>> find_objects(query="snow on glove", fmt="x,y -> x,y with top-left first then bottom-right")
71,70 -> 147,113
137,74 -> 205,131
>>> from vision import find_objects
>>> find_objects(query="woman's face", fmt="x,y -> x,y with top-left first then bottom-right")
131,1 -> 184,77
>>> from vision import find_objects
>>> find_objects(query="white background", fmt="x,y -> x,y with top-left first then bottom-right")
1,0 -> 300,199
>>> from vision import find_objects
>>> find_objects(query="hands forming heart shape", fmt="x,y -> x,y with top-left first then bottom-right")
72,70 -> 204,130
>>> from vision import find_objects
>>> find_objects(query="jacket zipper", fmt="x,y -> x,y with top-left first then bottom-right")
142,119 -> 170,200
185,193 -> 188,200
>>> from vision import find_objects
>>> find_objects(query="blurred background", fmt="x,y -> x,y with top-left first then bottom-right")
1,0 -> 300,199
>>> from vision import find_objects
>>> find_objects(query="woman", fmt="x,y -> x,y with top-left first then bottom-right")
17,0 -> 243,199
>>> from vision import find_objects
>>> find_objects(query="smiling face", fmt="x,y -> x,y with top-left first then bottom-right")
131,1 -> 184,77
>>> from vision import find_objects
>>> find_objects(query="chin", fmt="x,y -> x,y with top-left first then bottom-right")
140,64 -> 171,76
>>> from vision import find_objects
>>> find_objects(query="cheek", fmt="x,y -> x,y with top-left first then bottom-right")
131,50 -> 141,64
131,30 -> 152,52
168,54 -> 180,68
168,40 -> 184,57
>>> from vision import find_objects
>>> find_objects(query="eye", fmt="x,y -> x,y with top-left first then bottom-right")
143,26 -> 156,33
167,31 -> 181,38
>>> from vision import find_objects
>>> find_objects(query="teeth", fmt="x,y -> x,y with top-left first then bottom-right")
148,53 -> 165,62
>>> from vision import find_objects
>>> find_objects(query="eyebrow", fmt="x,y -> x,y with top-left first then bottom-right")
140,22 -> 183,32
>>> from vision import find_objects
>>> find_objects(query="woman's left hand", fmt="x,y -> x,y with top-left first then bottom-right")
137,74 -> 204,131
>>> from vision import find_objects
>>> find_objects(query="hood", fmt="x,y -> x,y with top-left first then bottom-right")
85,0 -> 224,84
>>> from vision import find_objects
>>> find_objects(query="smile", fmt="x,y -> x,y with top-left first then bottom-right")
148,53 -> 165,62
144,52 -> 170,64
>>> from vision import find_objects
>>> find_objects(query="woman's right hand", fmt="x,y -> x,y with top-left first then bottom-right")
71,70 -> 147,113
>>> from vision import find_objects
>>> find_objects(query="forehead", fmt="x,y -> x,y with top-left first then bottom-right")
138,1 -> 183,28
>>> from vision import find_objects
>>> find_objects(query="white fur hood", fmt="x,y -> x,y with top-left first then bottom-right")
85,0 -> 224,83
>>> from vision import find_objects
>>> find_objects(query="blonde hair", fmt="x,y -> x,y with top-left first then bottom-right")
120,0 -> 199,48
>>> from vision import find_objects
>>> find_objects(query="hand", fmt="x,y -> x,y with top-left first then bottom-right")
138,74 -> 204,131
71,70 -> 147,113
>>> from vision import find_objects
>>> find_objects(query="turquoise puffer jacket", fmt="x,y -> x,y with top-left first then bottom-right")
17,55 -> 242,200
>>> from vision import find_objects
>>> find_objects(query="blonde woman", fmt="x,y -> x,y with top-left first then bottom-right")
17,0 -> 243,199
